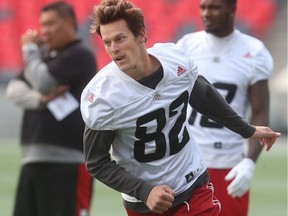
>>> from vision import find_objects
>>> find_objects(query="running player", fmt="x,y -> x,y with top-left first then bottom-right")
176,0 -> 273,215
80,0 -> 280,215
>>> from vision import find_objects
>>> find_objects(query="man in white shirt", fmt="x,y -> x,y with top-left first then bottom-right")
177,0 -> 273,215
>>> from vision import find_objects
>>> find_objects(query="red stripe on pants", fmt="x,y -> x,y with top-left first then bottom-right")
75,164 -> 93,216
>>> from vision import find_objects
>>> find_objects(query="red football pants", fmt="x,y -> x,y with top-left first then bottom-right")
126,181 -> 221,216
208,168 -> 249,216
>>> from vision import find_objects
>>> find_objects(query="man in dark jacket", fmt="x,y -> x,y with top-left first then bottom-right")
6,2 -> 97,216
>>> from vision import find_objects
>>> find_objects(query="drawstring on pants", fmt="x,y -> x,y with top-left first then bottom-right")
184,201 -> 190,212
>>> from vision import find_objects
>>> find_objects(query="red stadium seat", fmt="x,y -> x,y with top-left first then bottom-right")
237,0 -> 276,36
0,0 -> 277,77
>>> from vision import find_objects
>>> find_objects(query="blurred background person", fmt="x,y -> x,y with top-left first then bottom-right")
5,1 -> 97,216
176,0 -> 274,215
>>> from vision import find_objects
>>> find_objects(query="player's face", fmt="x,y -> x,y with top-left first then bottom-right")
200,0 -> 235,37
100,19 -> 144,75
40,11 -> 74,49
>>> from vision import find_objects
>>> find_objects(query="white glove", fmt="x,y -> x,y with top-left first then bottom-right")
225,158 -> 256,197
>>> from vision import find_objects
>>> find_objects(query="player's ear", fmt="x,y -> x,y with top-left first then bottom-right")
141,36 -> 147,43
138,28 -> 147,43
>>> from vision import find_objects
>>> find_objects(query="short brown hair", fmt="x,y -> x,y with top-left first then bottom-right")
90,0 -> 145,38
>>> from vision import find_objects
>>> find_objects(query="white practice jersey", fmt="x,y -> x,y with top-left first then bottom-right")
177,30 -> 273,168
81,43 -> 206,202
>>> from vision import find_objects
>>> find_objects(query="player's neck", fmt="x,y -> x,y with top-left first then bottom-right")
130,54 -> 161,81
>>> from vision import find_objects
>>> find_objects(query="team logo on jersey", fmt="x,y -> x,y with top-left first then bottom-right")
177,66 -> 186,77
88,94 -> 94,103
243,52 -> 252,58
153,92 -> 161,100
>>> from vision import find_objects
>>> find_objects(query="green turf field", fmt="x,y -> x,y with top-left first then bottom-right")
0,137 -> 286,216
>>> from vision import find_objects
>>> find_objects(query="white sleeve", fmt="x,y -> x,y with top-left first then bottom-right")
5,79 -> 44,110
81,87 -> 115,130
250,45 -> 273,85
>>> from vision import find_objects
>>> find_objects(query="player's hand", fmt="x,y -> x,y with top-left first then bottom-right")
41,85 -> 70,104
250,126 -> 281,151
21,29 -> 43,46
146,185 -> 175,214
225,158 -> 255,197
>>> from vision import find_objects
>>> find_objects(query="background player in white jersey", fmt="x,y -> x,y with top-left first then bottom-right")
81,0 -> 280,215
176,0 -> 273,215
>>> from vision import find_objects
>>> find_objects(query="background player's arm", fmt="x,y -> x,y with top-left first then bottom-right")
225,79 -> 271,197
247,80 -> 270,162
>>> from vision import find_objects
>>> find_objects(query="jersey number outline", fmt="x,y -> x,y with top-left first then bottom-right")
188,82 -> 237,128
134,91 -> 190,162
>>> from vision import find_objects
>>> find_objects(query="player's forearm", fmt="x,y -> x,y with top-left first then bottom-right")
83,127 -> 154,203
247,111 -> 269,162
6,79 -> 44,109
22,43 -> 58,94
190,75 -> 255,138
247,80 -> 270,161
